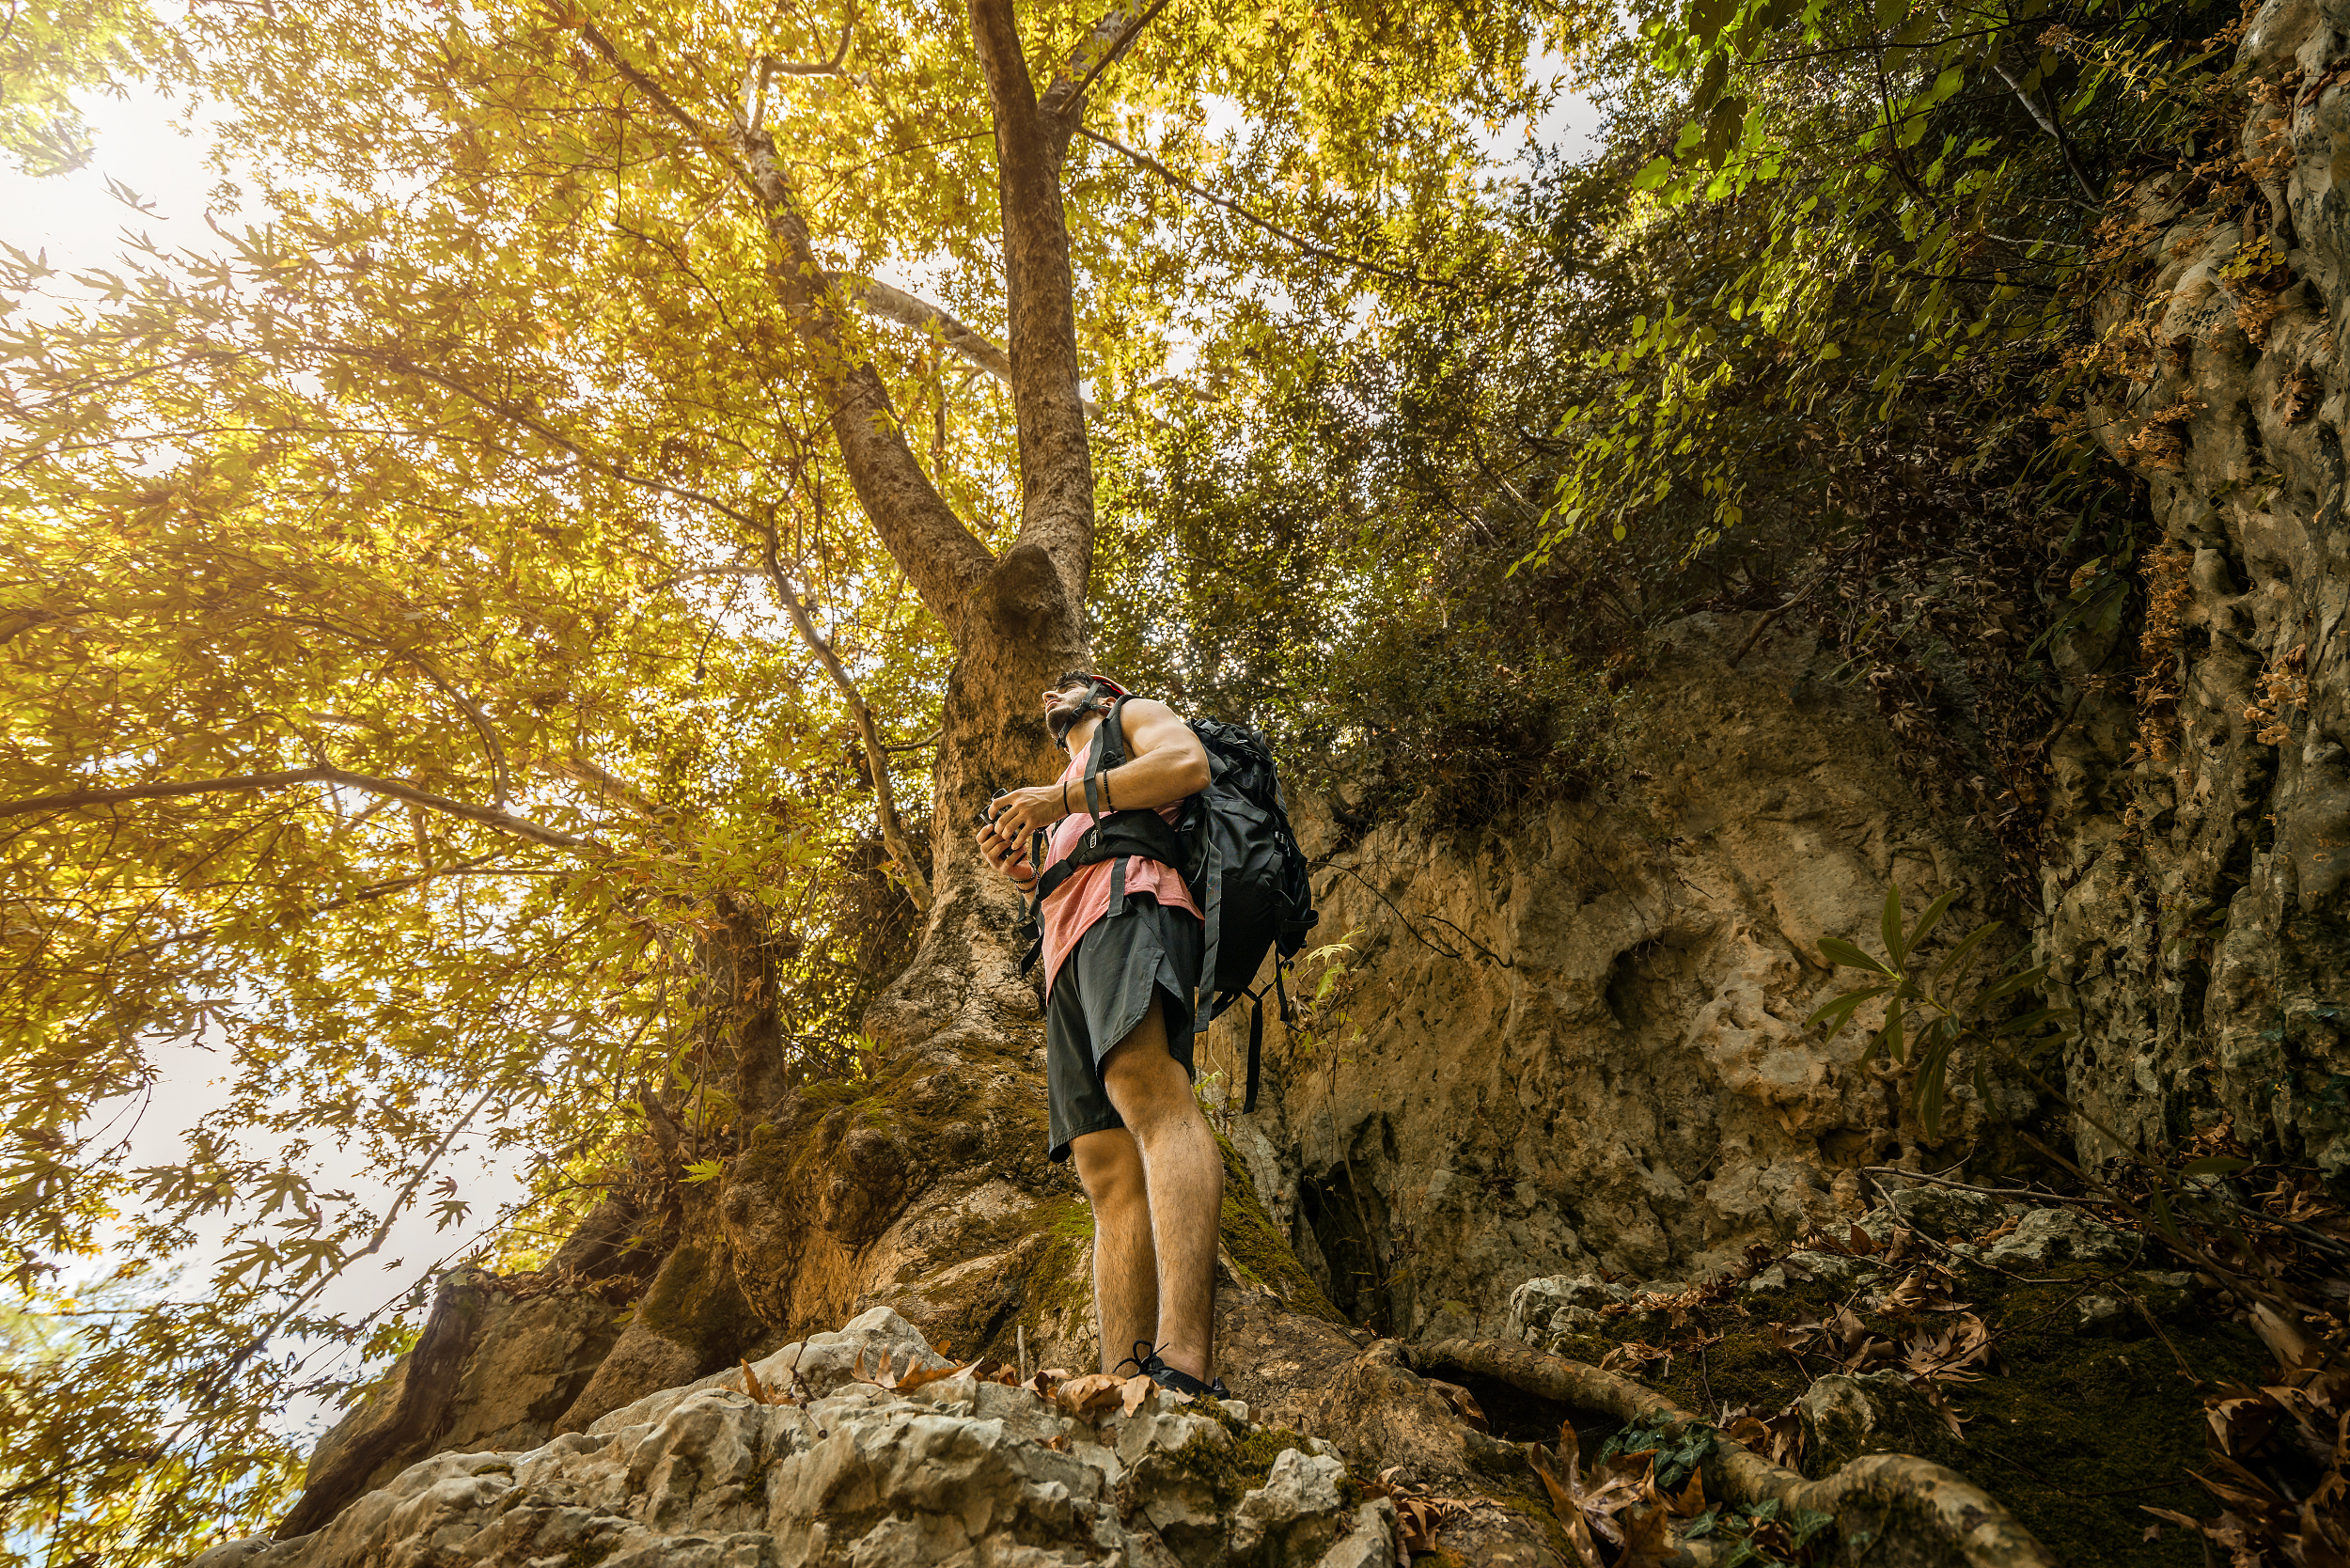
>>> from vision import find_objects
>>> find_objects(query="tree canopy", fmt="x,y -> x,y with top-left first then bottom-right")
1,0 -> 1574,1558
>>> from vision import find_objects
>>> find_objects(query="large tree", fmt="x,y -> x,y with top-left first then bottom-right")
0,0 -> 1566,1558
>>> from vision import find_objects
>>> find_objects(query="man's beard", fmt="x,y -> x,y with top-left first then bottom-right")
1047,697 -> 1093,744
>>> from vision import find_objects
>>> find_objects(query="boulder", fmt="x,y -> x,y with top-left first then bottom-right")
1981,1208 -> 2138,1271
1796,1370 -> 1930,1475
1866,1184 -> 2008,1241
199,1308 -> 1399,1568
1506,1275 -> 1632,1342
1741,1250 -> 1881,1294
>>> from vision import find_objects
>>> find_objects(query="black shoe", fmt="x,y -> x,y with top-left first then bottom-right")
1136,1342 -> 1230,1400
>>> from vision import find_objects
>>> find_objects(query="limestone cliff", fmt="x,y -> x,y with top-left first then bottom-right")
1226,614 -> 2029,1340
2042,0 -> 2350,1175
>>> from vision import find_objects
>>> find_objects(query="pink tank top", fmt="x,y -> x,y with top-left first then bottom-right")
1037,749 -> 1201,992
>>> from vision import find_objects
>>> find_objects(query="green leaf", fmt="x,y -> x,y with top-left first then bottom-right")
1982,964 -> 2052,1004
1906,887 -> 1959,951
1933,920 -> 2001,986
1819,936 -> 1893,974
1703,95 -> 1747,167
1914,1035 -> 1954,1137
2148,1183 -> 2187,1249
681,1157 -> 726,1184
1990,1006 -> 2074,1037
1689,0 -> 1739,48
1881,885 -> 1906,965
1807,983 -> 1892,1042
1694,51 -> 1730,113
1879,996 -> 1906,1063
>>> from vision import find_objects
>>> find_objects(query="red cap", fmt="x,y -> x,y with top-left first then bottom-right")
1072,667 -> 1133,700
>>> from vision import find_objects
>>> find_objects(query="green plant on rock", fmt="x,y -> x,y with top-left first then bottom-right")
1808,886 -> 2072,1139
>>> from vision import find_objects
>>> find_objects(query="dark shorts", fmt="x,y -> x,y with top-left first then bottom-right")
1045,893 -> 1204,1162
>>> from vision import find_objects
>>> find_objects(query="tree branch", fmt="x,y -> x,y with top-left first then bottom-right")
1036,0 -> 1170,122
544,755 -> 673,823
573,18 -> 759,192
750,530 -> 932,911
577,15 -> 1000,635
729,131 -> 998,634
397,650 -> 514,808
217,1080 -> 503,1406
836,272 -> 1100,418
1079,127 -> 1442,286
837,274 -> 1008,384
971,0 -> 1094,609
1989,56 -> 2099,205
769,0 -> 858,76
0,767 -> 594,850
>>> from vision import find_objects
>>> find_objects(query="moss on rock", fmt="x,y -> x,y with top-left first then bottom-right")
1166,1402 -> 1366,1516
633,1235 -> 758,1364
1216,1133 -> 1351,1327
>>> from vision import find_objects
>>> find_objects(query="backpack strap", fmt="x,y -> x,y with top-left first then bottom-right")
1237,962 -> 1296,1115
1080,696 -> 1125,821
1196,826 -> 1224,1019
1243,988 -> 1263,1114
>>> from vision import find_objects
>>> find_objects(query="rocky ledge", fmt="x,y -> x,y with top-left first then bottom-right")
193,1308 -> 1396,1568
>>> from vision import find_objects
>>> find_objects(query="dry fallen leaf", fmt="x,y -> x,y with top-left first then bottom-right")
1528,1447 -> 1605,1568
1383,1487 -> 1475,1558
1119,1374 -> 1157,1417
1618,1502 -> 1674,1568
896,1358 -> 980,1396
1393,1497 -> 1440,1556
1055,1372 -> 1126,1415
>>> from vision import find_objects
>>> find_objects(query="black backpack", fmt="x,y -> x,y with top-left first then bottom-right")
1019,697 -> 1317,1112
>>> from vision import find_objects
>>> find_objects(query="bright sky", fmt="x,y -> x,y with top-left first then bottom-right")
0,87 -> 229,278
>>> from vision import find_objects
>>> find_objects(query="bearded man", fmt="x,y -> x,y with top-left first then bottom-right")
976,671 -> 1229,1398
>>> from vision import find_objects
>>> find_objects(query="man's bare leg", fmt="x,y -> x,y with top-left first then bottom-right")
1069,1127 -> 1156,1374
1101,999 -> 1223,1383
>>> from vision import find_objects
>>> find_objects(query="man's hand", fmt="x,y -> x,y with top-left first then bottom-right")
988,782 -> 1068,847
975,812 -> 1042,887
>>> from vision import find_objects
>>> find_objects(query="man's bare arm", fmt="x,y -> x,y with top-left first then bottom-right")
1096,698 -> 1210,812
986,698 -> 1209,851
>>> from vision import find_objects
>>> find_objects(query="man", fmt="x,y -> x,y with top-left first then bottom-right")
976,671 -> 1229,1398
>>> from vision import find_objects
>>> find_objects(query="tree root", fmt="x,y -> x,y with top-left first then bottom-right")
1417,1338 -> 2058,1568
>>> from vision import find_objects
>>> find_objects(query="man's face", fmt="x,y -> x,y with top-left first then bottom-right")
1042,680 -> 1094,742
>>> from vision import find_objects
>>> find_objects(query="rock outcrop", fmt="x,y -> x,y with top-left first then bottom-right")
2046,0 -> 2350,1174
207,1309 -> 1398,1568
1225,613 -> 2024,1338
1217,0 -> 2350,1342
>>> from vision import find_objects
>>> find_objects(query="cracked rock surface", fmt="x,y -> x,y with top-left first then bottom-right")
191,1309 -> 1397,1568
